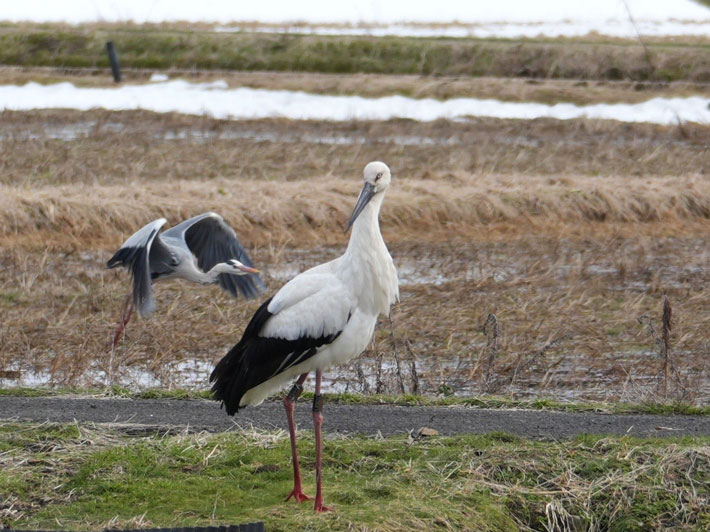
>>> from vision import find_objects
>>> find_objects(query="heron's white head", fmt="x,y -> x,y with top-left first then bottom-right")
346,161 -> 392,231
221,259 -> 260,276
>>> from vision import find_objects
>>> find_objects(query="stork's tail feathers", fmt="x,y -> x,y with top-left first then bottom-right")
210,295 -> 343,414
210,297 -> 275,415
210,342 -> 248,415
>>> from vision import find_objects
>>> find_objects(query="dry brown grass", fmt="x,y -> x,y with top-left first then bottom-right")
2,236 -> 709,402
3,67 -> 709,105
2,111 -> 707,190
462,437 -> 710,530
1,109 -> 709,404
385,237 -> 710,402
2,172 -> 710,250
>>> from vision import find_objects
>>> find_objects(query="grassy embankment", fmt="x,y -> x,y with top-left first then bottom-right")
1,23 -> 710,82
2,422 -> 710,531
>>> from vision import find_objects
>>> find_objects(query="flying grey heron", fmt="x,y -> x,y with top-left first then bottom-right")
107,212 -> 264,346
210,162 -> 399,512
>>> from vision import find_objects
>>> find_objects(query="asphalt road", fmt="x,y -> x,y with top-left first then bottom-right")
2,396 -> 710,439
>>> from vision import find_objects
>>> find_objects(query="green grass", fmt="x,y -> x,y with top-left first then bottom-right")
2,422 -> 710,531
304,393 -> 710,415
0,291 -> 21,304
1,24 -> 710,81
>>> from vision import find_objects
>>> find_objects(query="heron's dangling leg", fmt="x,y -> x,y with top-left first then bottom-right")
312,369 -> 332,512
112,294 -> 134,349
285,373 -> 311,503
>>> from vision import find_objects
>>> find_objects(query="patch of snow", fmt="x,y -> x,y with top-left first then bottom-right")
1,80 -> 708,126
2,0 -> 709,32
216,19 -> 710,39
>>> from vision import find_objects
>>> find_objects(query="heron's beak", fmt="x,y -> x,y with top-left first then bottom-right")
238,265 -> 260,274
230,260 -> 260,274
345,182 -> 376,232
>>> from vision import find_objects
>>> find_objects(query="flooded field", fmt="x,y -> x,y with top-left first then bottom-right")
2,234 -> 709,403
0,119 -> 464,147
1,102 -> 709,405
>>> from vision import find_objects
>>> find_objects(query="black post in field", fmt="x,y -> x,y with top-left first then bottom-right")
106,41 -> 121,83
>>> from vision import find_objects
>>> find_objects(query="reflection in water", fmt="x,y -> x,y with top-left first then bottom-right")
3,347 -> 709,404
0,122 -> 456,146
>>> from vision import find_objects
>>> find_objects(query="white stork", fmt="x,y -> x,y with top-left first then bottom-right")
107,212 -> 264,346
210,161 -> 399,512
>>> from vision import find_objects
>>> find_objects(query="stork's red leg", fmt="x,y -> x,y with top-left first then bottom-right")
285,373 -> 311,503
312,370 -> 333,512
112,294 -> 134,349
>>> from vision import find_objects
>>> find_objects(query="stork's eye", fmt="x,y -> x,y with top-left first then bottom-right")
375,173 -> 382,181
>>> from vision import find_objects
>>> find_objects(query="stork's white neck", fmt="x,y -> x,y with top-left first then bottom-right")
346,192 -> 387,252
341,191 -> 399,316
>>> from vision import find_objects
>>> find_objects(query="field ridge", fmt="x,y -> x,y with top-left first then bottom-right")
2,173 -> 710,249
2,24 -> 710,82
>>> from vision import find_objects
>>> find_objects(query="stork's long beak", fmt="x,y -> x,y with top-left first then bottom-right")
345,182 -> 376,232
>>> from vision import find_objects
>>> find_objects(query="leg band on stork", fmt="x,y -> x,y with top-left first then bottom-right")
312,394 -> 324,413
288,383 -> 304,402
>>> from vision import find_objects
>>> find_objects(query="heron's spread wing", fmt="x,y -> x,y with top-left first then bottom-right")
163,212 -> 264,299
107,218 -> 168,317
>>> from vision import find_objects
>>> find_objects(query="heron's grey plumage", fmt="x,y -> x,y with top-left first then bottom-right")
106,218 -> 168,316
108,213 -> 263,317
163,212 -> 264,299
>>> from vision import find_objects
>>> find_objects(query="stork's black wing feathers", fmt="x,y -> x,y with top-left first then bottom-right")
209,297 -> 343,415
